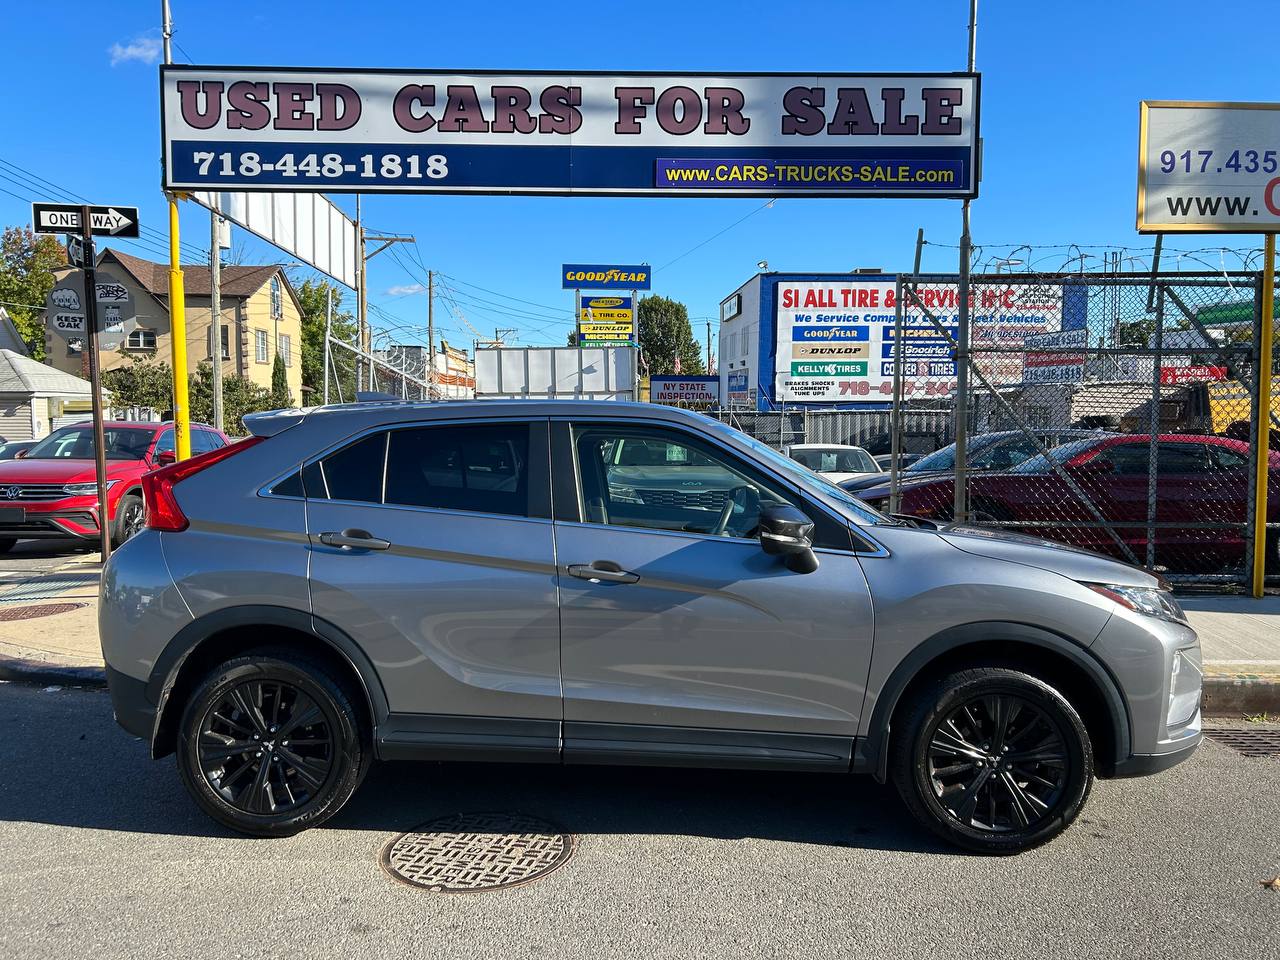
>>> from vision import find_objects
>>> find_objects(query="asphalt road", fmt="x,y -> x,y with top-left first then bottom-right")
0,540 -> 94,577
0,684 -> 1276,960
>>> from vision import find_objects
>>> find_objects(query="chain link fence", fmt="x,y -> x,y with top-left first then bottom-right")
885,272 -> 1275,588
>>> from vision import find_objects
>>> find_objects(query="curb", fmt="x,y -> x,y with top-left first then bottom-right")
0,655 -> 107,688
1202,674 -> 1280,717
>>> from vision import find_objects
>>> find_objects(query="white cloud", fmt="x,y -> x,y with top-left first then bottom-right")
109,34 -> 162,67
386,284 -> 427,296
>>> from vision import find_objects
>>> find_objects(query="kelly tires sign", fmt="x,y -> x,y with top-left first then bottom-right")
1138,101 -> 1280,233
161,67 -> 979,198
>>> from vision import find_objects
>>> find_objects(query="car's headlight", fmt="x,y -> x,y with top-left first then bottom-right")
1084,582 -> 1187,624
62,480 -> 118,496
1167,648 -> 1202,728
608,484 -> 643,504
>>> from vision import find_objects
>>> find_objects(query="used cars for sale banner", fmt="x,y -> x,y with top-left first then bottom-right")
161,68 -> 978,198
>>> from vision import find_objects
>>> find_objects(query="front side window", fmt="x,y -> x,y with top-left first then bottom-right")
152,427 -> 175,458
302,423 -> 532,519
573,425 -> 798,539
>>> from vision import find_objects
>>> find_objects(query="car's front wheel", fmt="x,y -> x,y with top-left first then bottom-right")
891,667 -> 1093,853
176,650 -> 368,836
112,493 -> 146,546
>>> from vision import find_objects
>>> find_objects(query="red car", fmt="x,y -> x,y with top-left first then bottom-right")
0,421 -> 228,552
858,433 -> 1280,572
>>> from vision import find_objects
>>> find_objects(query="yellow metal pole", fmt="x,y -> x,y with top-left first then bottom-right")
1252,233 -> 1275,597
167,197 -> 192,461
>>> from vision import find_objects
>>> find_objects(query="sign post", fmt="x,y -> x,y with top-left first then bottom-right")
1137,99 -> 1280,595
79,208 -> 111,563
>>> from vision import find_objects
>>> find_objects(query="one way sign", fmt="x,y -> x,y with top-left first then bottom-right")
32,203 -> 140,238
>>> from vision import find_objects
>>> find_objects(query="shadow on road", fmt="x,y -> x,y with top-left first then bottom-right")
0,684 -> 947,855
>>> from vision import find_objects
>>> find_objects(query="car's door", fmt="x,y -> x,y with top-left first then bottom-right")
305,417 -> 562,759
551,419 -> 876,769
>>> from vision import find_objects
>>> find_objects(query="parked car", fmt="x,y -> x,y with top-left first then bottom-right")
841,429 -> 1115,493
784,443 -> 880,484
101,401 -> 1201,853
0,439 -> 36,461
0,420 -> 228,553
855,433 -> 1280,571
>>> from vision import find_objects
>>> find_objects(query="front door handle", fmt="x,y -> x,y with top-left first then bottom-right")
567,561 -> 639,584
318,529 -> 391,551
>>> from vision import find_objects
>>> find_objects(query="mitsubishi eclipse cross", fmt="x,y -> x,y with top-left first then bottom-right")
100,401 -> 1202,853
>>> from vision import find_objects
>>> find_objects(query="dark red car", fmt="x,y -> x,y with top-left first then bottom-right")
0,421 -> 228,552
857,433 -> 1280,572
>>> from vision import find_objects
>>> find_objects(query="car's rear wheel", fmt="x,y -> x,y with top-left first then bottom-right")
0,537 -> 15,554
176,651 -> 368,836
112,493 -> 146,545
891,667 -> 1093,854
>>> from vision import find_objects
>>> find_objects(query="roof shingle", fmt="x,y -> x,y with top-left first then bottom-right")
101,248 -> 284,299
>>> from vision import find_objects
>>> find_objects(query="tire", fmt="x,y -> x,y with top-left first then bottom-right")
176,649 -> 369,837
890,667 -> 1093,854
112,493 -> 146,546
969,499 -> 1012,523
0,537 -> 16,554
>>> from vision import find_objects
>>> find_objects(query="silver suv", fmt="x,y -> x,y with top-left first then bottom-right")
100,401 -> 1202,853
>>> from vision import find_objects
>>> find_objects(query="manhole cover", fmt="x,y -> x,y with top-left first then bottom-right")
1204,726 -> 1280,759
381,812 -> 574,893
0,602 -> 87,621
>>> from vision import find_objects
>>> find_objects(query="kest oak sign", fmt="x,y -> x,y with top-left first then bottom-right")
161,67 -> 979,198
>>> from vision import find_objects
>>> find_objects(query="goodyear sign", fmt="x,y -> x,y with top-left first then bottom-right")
578,295 -> 634,345
563,264 -> 651,290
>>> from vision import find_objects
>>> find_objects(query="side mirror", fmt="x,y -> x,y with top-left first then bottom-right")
14,448 -> 27,459
758,502 -> 819,574
153,449 -> 176,466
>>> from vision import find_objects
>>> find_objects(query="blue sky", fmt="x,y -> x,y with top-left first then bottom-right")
1,0 -> 1277,349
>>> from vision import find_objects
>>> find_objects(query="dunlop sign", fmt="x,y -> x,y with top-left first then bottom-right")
162,67 -> 979,197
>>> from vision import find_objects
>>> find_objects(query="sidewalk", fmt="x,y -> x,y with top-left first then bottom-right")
1,562 -> 1277,714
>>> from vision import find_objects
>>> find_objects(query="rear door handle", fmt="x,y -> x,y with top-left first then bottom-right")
318,529 -> 391,551
567,561 -> 639,584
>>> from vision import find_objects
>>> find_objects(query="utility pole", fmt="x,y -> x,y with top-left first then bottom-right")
209,208 -> 223,432
355,216 -> 415,394
706,319 -> 712,373
427,269 -> 435,399
953,0 -> 978,524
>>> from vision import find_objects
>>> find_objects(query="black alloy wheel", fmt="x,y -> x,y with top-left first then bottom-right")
925,693 -> 1068,832
115,494 -> 146,544
196,679 -> 335,816
892,667 -> 1093,854
177,651 -> 368,836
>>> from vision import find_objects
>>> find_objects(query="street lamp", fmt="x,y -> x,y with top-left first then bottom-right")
994,258 -> 1023,274
757,260 -> 769,272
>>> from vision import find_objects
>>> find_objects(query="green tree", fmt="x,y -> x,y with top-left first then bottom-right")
270,353 -> 291,407
0,226 -> 68,360
189,361 -> 275,435
101,356 -> 174,412
637,294 -> 704,375
296,277 -> 356,404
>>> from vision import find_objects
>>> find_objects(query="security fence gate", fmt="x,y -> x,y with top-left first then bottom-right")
890,272 -> 1276,590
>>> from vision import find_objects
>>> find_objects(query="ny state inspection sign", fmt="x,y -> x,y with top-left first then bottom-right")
161,67 -> 979,198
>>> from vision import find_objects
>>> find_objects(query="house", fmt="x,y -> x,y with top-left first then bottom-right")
44,249 -> 304,402
0,349 -> 101,441
0,306 -> 29,355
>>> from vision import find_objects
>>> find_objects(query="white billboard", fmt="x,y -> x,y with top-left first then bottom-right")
191,190 -> 358,289
773,279 -> 1066,404
1138,101 -> 1280,233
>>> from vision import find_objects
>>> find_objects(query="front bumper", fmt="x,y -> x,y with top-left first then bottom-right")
1111,732 -> 1202,778
0,495 -> 104,540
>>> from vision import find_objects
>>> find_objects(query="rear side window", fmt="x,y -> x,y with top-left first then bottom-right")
304,432 -> 386,503
300,422 -> 532,518
385,423 -> 530,517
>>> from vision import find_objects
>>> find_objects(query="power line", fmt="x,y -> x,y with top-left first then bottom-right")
656,198 -> 777,272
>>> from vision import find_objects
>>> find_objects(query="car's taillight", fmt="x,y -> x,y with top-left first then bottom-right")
141,436 -> 266,532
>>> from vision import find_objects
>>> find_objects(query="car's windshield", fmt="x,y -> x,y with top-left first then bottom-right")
790,447 -> 878,474
709,421 -> 891,525
25,425 -> 154,461
1012,438 -> 1103,474
907,433 -> 1007,472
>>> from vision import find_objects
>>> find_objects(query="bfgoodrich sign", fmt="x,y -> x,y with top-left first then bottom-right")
162,68 -> 979,198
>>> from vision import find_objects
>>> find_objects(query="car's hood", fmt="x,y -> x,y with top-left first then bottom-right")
939,524 -> 1161,588
850,473 -> 952,500
0,458 -> 142,484
842,470 -> 894,491
820,470 -> 879,484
